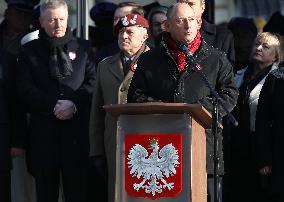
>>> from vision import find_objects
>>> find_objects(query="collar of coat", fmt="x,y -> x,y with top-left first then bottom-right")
270,65 -> 284,79
106,44 -> 150,65
99,44 -> 150,82
201,19 -> 216,35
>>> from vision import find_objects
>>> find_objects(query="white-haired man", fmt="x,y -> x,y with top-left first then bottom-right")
16,1 -> 96,201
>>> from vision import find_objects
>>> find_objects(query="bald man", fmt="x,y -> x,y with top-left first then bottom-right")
179,0 -> 235,66
128,3 -> 238,202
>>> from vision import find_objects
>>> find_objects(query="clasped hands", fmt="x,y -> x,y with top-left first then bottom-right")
54,100 -> 76,120
259,165 -> 272,176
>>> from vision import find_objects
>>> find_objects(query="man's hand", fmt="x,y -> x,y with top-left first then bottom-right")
54,100 -> 76,120
10,148 -> 25,158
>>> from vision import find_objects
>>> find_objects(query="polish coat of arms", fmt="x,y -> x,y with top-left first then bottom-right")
125,134 -> 182,199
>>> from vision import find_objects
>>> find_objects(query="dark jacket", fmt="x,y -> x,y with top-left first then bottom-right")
0,51 -> 26,170
128,40 -> 238,174
255,69 -> 284,194
201,19 -> 235,66
16,37 -> 96,170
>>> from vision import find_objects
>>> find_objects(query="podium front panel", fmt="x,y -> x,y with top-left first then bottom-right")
115,114 -> 193,202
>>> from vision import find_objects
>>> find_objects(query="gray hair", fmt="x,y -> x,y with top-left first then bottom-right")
40,0 -> 68,16
177,0 -> 205,4
166,2 -> 197,20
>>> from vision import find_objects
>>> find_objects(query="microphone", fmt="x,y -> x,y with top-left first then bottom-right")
177,41 -> 192,57
176,41 -> 238,127
177,41 -> 200,72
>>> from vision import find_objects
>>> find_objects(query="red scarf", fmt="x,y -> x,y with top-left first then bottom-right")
165,31 -> 201,72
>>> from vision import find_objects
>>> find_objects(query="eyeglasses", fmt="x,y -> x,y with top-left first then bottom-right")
175,17 -> 197,26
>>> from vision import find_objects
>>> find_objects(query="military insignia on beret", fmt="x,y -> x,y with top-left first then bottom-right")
129,15 -> 137,25
121,16 -> 129,26
115,14 -> 149,35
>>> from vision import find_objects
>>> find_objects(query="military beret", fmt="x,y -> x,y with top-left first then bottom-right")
114,14 -> 149,35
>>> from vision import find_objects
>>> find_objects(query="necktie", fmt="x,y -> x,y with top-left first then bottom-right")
123,58 -> 132,75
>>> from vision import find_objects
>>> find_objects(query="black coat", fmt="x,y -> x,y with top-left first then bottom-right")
128,40 -> 238,174
0,51 -> 26,170
201,19 -> 235,66
255,69 -> 284,194
16,37 -> 96,170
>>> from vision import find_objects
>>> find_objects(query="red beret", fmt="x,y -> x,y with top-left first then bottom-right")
114,14 -> 149,35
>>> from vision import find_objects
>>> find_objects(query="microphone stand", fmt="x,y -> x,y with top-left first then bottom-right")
178,43 -> 238,202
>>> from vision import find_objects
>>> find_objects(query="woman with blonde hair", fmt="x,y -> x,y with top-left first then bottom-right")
255,34 -> 284,202
229,32 -> 282,202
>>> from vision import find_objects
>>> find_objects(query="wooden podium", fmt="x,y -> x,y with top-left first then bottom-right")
104,103 -> 211,202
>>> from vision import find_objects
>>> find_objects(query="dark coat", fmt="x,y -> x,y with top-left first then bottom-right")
201,19 -> 235,66
128,40 -> 238,174
16,37 -> 96,170
89,45 -> 150,202
255,69 -> 284,194
228,66 -> 275,201
0,51 -> 26,170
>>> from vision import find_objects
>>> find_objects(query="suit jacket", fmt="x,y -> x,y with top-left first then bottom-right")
16,37 -> 96,170
89,46 -> 149,202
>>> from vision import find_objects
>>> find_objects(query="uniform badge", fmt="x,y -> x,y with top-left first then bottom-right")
69,52 -> 76,60
129,15 -> 137,25
125,134 -> 183,199
121,16 -> 129,26
130,62 -> 137,72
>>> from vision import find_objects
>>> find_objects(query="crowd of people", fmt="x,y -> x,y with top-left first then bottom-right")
1,0 -> 284,202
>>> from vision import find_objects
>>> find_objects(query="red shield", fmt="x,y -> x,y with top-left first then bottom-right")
125,134 -> 183,199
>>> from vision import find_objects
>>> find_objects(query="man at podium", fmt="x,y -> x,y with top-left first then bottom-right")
127,2 -> 238,202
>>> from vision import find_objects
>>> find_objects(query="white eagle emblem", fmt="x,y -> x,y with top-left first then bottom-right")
129,15 -> 138,25
127,138 -> 180,196
121,15 -> 129,26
